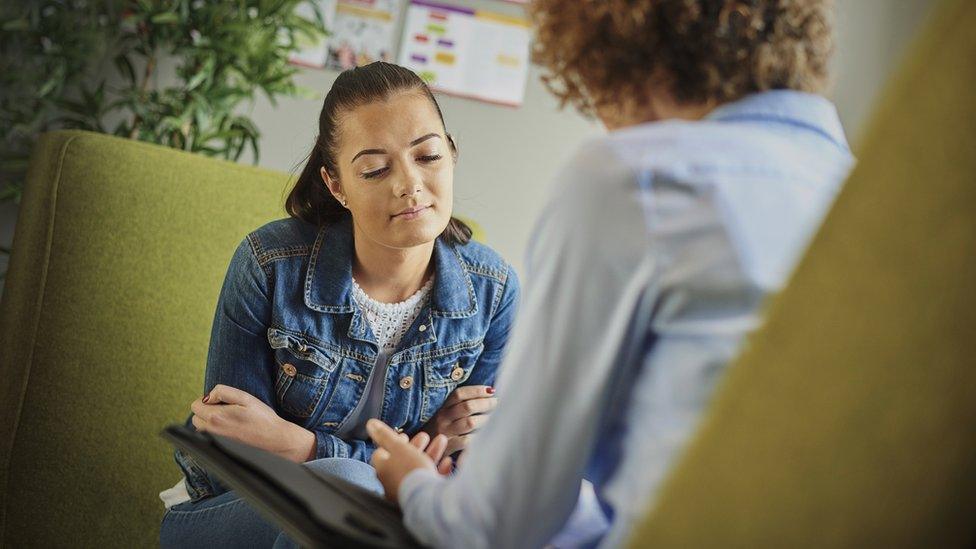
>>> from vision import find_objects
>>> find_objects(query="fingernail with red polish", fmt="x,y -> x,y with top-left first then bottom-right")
486,387 -> 495,395
202,394 -> 210,403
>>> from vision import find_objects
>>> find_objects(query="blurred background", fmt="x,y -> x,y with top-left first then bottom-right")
0,0 -> 935,295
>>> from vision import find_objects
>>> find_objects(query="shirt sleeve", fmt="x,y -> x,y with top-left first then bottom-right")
175,235 -> 278,499
313,432 -> 376,461
398,140 -> 659,548
463,265 -> 521,388
202,236 -> 277,403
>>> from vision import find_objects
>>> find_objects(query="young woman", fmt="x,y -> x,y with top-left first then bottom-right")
158,62 -> 519,548
365,1 -> 854,548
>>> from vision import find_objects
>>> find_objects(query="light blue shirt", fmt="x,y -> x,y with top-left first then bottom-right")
398,91 -> 854,548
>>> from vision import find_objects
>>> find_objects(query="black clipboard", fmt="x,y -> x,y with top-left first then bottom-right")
160,425 -> 422,548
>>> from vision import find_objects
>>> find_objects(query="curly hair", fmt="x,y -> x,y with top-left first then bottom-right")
529,0 -> 834,117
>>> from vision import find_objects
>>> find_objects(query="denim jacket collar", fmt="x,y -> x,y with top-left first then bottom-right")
705,90 -> 850,152
303,216 -> 477,318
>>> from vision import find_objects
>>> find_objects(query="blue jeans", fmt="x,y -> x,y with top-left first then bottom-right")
159,458 -> 383,549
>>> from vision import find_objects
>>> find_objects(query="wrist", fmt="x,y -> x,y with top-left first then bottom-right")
282,421 -> 316,463
398,467 -> 445,509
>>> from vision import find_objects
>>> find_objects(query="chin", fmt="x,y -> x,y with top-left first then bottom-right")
388,218 -> 448,248
387,226 -> 437,248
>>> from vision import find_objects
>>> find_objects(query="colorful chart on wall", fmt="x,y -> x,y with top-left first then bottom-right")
289,0 -> 401,70
397,0 -> 531,107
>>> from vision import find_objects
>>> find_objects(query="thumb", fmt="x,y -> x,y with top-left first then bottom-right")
367,419 -> 407,450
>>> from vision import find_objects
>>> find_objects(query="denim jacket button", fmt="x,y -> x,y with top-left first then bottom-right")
450,365 -> 464,381
282,363 -> 297,377
399,376 -> 414,389
418,325 -> 427,332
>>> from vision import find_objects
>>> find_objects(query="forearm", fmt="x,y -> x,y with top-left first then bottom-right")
262,422 -> 378,463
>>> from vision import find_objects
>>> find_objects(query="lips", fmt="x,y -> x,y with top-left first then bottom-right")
392,205 -> 432,219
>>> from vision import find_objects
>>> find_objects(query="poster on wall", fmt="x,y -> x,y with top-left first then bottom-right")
326,0 -> 401,69
288,0 -> 337,69
289,0 -> 402,70
396,0 -> 531,107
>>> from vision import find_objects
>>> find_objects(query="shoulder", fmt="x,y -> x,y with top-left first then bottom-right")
450,238 -> 516,288
548,136 -> 640,212
537,136 -> 641,239
523,136 -> 656,280
243,217 -> 320,261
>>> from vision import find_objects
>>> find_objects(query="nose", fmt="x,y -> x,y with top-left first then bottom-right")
393,164 -> 423,198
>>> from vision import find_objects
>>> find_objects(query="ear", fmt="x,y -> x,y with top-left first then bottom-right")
320,166 -> 345,204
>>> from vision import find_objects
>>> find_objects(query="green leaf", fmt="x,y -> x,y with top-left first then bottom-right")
150,12 -> 180,24
37,62 -> 67,99
247,134 -> 259,165
114,54 -> 137,85
2,18 -> 30,32
185,56 -> 215,91
0,182 -> 23,203
292,84 -> 319,101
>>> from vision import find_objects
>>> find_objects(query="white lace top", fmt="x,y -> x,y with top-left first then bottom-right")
351,276 -> 433,351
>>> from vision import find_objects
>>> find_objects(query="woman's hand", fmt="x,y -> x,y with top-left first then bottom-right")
369,419 -> 453,502
403,430 -> 454,475
189,384 -> 316,463
421,385 -> 497,455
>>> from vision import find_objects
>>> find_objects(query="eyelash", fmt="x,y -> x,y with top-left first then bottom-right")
361,154 -> 443,180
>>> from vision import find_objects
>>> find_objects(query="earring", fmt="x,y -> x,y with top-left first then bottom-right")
341,198 -> 348,207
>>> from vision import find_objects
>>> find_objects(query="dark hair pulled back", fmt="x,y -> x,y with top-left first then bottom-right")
286,61 -> 471,245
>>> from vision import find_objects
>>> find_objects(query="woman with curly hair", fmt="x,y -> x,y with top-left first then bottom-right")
351,1 -> 853,547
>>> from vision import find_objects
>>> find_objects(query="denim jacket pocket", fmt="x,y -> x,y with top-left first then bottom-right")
420,343 -> 484,422
268,327 -> 338,419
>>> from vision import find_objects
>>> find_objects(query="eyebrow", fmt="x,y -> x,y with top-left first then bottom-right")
350,133 -> 441,163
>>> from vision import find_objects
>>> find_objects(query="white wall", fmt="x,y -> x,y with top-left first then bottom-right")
0,0 -> 936,294
832,0 -> 935,145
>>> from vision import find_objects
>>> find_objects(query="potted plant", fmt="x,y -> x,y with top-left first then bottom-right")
0,0 -> 329,273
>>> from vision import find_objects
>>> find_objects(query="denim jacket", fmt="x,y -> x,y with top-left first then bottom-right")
175,215 -> 519,500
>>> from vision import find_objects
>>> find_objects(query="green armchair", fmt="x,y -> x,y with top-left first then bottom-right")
0,130 -> 292,546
